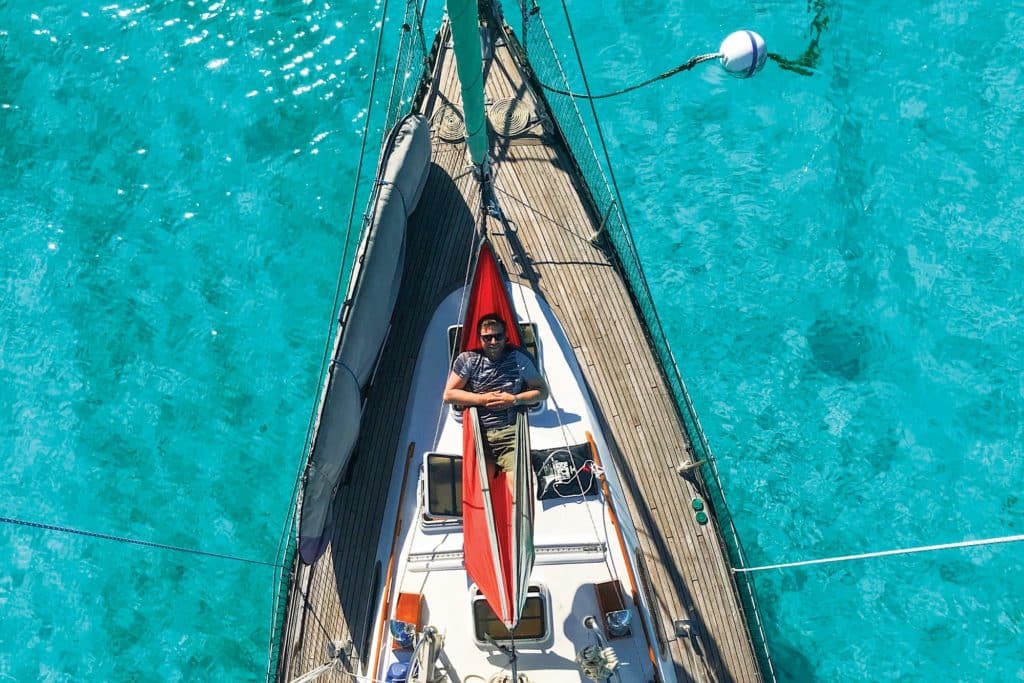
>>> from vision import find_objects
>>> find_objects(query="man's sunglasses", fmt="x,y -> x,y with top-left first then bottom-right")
480,333 -> 506,342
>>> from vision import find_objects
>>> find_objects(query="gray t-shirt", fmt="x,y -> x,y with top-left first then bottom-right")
452,349 -> 541,428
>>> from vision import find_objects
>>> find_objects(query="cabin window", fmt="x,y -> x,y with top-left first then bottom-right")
425,453 -> 462,519
472,586 -> 547,642
447,323 -> 540,368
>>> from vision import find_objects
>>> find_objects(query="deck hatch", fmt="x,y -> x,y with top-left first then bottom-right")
425,453 -> 463,518
472,585 -> 547,642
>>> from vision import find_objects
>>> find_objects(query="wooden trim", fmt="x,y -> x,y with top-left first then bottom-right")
593,580 -> 627,638
369,441 -> 417,678
586,432 -> 662,683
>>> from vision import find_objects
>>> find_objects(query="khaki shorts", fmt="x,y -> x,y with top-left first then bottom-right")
483,424 -> 517,474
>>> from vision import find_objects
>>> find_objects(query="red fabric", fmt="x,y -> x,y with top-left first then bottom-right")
462,416 -> 515,624
460,242 -> 522,352
461,241 -> 519,626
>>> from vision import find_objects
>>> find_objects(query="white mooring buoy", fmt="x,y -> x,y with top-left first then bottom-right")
719,30 -> 767,78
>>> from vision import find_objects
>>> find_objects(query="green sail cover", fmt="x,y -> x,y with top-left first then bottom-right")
447,0 -> 489,168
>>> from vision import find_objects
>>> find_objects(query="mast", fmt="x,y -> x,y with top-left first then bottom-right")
446,0 -> 490,176
449,3 -> 533,674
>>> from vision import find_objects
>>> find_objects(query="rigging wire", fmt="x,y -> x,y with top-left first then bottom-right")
0,515 -> 279,568
296,584 -> 337,642
523,7 -> 779,673
546,0 -> 635,273
267,0 -> 396,677
287,0 -> 396,533
486,163 -> 611,572
385,0 -> 427,139
414,0 -> 432,74
528,0 -> 749,555
278,0 -> 827,676
734,533 -> 1024,574
431,185 -> 485,450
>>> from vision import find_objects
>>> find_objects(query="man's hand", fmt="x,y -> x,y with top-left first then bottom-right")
483,391 -> 516,408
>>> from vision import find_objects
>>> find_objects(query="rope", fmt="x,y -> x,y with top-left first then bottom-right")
524,8 -> 777,676
289,659 -> 341,683
267,1 -> 397,677
385,0 -> 423,137
1,515 -> 280,568
329,358 -> 361,386
538,52 -> 721,100
291,666 -> 394,683
734,534 -> 1024,574
297,584 -> 336,642
769,0 -> 829,77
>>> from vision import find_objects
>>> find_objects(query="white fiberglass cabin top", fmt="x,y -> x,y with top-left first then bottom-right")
367,283 -> 676,683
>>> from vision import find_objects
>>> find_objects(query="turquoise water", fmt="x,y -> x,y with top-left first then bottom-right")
1,2 -> 375,679
579,1 -> 1024,680
2,1 -> 1022,681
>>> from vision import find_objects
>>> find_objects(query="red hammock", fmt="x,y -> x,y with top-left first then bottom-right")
459,241 -> 532,628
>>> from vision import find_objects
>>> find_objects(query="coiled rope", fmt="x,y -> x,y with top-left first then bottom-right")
734,533 -> 1024,574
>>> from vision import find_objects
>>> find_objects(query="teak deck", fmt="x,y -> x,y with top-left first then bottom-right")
278,22 -> 762,683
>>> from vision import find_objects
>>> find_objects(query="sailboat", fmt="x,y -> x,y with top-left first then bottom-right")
277,1 -> 772,681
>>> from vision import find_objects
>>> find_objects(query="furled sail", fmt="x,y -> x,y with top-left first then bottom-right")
460,242 -> 535,627
298,114 -> 431,564
447,0 -> 489,170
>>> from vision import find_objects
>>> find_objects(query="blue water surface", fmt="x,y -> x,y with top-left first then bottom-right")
1,2 -> 380,680
2,0 -> 1022,681
568,1 -> 1024,680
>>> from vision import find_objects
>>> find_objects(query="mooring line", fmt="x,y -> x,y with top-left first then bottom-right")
1,515 -> 280,568
734,534 -> 1024,573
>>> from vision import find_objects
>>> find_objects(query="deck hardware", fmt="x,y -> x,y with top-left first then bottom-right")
605,610 -> 632,638
326,640 -> 351,661
390,619 -> 417,649
691,498 -> 709,523
674,619 -> 694,638
676,459 -> 705,475
589,200 -> 616,244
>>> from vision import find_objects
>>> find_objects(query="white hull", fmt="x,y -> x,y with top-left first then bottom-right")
367,284 -> 676,683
